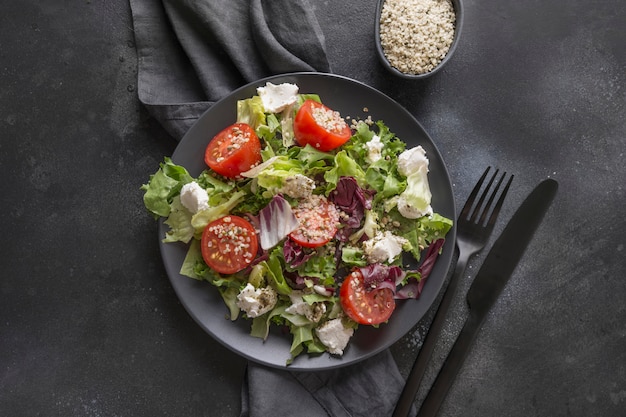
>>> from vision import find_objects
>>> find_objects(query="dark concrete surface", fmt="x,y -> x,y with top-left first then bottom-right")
1,1 -> 624,416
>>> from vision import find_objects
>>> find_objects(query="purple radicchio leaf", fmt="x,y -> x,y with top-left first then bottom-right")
329,176 -> 375,241
283,271 -> 331,292
283,271 -> 310,290
395,238 -> 446,299
283,238 -> 315,268
258,194 -> 299,250
358,263 -> 405,293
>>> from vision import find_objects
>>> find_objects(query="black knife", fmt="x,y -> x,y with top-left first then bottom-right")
416,178 -> 559,417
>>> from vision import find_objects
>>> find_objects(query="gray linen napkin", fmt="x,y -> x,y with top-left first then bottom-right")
130,1 -> 415,415
130,0 -> 329,140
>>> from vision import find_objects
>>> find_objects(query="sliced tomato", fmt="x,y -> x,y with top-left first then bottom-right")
340,269 -> 395,325
201,215 -> 258,275
289,195 -> 339,248
293,100 -> 351,152
204,123 -> 262,178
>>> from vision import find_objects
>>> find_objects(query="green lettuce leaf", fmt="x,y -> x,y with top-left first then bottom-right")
257,113 -> 283,154
341,245 -> 367,267
250,304 -> 287,340
289,324 -> 314,360
163,196 -> 194,243
196,170 -> 235,200
219,286 -> 241,321
289,248 -> 337,285
141,157 -> 193,218
265,249 -> 292,296
392,212 -> 453,261
324,150 -> 366,192
236,96 -> 266,130
179,239 -> 205,280
254,156 -> 306,196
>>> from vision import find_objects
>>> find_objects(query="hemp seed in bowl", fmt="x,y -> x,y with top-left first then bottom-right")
375,0 -> 463,79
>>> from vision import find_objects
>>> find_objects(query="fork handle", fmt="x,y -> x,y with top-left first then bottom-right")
392,248 -> 471,417
416,312 -> 484,417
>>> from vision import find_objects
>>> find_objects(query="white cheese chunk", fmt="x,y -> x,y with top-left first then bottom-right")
364,134 -> 384,164
285,290 -> 326,323
313,285 -> 333,297
179,181 -> 209,213
397,145 -> 428,177
397,163 -> 433,219
396,146 -> 433,219
315,318 -> 354,356
236,284 -> 277,318
363,231 -> 409,264
257,82 -> 299,113
285,290 -> 309,316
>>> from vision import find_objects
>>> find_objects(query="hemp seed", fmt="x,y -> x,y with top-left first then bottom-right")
379,0 -> 456,75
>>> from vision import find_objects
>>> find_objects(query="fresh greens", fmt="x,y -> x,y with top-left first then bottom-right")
142,84 -> 453,363
142,157 -> 193,218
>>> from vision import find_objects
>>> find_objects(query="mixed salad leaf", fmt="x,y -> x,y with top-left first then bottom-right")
142,82 -> 452,363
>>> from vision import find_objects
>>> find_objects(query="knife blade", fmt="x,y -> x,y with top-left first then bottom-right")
416,178 -> 558,417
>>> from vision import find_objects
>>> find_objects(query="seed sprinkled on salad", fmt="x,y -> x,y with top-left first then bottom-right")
292,195 -> 340,242
204,123 -> 262,178
142,81 -> 453,364
311,106 -> 348,133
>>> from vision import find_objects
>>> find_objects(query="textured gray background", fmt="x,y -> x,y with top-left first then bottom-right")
1,0 -> 624,416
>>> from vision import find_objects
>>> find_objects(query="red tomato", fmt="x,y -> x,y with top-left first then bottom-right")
293,100 -> 351,152
201,215 -> 258,275
340,269 -> 396,325
289,195 -> 339,248
204,123 -> 262,178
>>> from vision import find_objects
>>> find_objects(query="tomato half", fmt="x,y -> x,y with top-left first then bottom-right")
293,100 -> 351,152
204,123 -> 262,178
201,215 -> 258,275
289,195 -> 339,248
340,269 -> 396,325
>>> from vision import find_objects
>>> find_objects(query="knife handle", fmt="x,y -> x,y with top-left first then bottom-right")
392,250 -> 470,417
416,313 -> 484,417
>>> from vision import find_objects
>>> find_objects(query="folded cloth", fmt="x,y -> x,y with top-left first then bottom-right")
130,1 -> 415,415
130,0 -> 330,140
240,349 -> 414,417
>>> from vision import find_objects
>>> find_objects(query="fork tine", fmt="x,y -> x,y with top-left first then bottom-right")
477,170 -> 506,226
460,167 -> 491,220
484,173 -> 514,229
469,168 -> 499,224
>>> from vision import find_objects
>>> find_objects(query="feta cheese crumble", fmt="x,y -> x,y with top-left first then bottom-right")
236,284 -> 277,318
315,318 -> 354,356
365,134 -> 384,164
179,181 -> 209,213
257,82 -> 299,113
397,145 -> 429,177
395,146 -> 433,219
284,290 -> 327,323
363,231 -> 409,264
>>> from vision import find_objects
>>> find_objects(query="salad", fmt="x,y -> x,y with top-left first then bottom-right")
142,82 -> 453,363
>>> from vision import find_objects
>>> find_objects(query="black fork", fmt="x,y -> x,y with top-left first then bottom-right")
393,167 -> 514,417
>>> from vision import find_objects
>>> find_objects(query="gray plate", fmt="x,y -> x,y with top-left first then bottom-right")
159,72 -> 457,371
